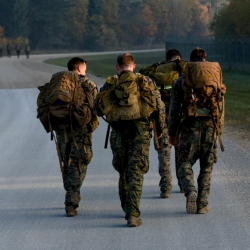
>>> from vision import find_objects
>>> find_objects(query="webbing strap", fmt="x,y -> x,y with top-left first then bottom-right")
216,117 -> 224,152
48,113 -> 63,172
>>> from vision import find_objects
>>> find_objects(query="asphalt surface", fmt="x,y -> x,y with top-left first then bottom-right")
0,53 -> 250,250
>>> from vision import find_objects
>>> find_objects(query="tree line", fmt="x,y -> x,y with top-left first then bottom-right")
1,0 -> 247,52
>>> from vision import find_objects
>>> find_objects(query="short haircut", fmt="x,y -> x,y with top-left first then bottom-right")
166,49 -> 182,61
190,47 -> 207,62
67,57 -> 87,71
116,53 -> 134,66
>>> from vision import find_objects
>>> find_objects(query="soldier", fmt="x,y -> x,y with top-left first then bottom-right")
6,43 -> 12,57
37,58 -> 99,217
15,44 -> 21,58
153,49 -> 186,198
25,44 -> 30,59
168,48 -> 226,214
95,53 -> 165,227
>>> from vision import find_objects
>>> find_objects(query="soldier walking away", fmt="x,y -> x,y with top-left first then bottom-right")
168,48 -> 226,214
139,49 -> 187,197
25,43 -> 30,58
95,53 -> 165,227
6,43 -> 12,57
0,43 -> 3,57
15,44 -> 21,58
37,57 -> 99,217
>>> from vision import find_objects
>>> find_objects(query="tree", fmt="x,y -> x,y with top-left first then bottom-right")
28,0 -> 73,49
66,0 -> 89,49
210,0 -> 250,38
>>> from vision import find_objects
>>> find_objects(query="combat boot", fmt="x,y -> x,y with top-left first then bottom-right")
186,191 -> 197,214
160,190 -> 171,198
127,216 -> 142,227
197,206 -> 209,214
65,206 -> 78,217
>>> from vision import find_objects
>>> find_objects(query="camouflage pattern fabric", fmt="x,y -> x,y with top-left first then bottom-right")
154,124 -> 172,192
169,76 -> 222,209
110,129 -> 151,218
98,70 -> 165,219
55,126 -> 93,207
178,118 -> 217,209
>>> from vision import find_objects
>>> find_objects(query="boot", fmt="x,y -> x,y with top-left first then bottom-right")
127,216 -> 142,227
65,206 -> 78,217
197,206 -> 209,214
186,191 -> 197,214
160,190 -> 171,198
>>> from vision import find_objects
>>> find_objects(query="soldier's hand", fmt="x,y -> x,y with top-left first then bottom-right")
157,132 -> 163,139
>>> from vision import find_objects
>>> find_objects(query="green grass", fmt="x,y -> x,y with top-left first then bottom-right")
44,52 -> 250,138
223,70 -> 250,130
44,51 -> 164,77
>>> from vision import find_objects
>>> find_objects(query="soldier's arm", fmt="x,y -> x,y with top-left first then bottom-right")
146,76 -> 165,136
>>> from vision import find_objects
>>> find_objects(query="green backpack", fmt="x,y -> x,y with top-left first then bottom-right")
139,60 -> 187,110
37,71 -> 93,133
96,72 -> 157,123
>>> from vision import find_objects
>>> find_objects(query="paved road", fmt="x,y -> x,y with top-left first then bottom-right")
0,53 -> 250,250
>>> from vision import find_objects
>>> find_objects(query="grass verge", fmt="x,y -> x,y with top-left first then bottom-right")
45,52 -> 250,143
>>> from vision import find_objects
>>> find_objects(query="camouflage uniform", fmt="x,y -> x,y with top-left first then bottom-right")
15,45 -> 21,58
99,71 -> 165,219
55,76 -> 99,208
153,61 -> 186,193
168,76 -> 222,210
25,44 -> 30,59
154,123 -> 173,193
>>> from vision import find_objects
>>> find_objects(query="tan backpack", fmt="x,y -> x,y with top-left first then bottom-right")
95,72 -> 157,123
37,71 -> 93,133
182,61 -> 226,150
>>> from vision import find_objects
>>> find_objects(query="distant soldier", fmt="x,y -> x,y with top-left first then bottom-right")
15,44 -> 21,58
6,43 -> 12,58
0,43 -> 3,57
25,44 -> 30,59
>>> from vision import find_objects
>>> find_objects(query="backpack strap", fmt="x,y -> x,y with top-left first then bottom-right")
48,113 -> 64,172
211,107 -> 224,152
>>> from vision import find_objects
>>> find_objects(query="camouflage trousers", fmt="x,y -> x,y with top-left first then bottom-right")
154,124 -> 180,192
110,129 -> 151,219
178,118 -> 217,209
55,126 -> 93,208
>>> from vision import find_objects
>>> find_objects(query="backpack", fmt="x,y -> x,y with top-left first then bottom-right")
182,61 -> 226,150
154,60 -> 187,107
138,61 -> 163,77
37,71 -> 93,133
95,71 -> 157,123
139,60 -> 187,110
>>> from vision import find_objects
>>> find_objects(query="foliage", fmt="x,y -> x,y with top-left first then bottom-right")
0,0 -> 234,50
210,0 -> 250,38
